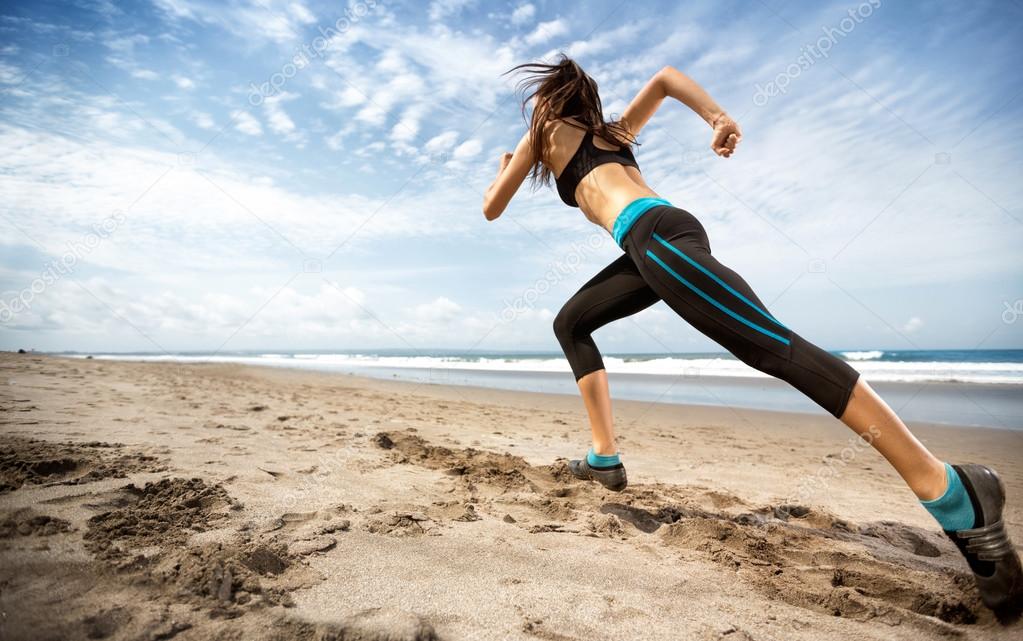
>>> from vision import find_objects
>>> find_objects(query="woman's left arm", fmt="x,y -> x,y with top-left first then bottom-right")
482,131 -> 532,221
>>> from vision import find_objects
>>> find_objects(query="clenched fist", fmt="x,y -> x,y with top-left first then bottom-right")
710,114 -> 741,158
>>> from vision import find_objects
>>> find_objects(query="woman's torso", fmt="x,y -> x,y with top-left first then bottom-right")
544,117 -> 660,232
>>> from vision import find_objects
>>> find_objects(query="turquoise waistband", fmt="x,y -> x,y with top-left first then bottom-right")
611,197 -> 673,247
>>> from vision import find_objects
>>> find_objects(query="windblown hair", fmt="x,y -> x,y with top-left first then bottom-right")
504,54 -> 636,189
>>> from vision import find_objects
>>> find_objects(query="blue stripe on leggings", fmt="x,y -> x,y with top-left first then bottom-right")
645,249 -> 791,346
652,232 -> 788,330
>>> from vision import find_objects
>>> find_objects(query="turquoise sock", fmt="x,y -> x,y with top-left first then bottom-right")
920,463 -> 976,531
587,449 -> 621,468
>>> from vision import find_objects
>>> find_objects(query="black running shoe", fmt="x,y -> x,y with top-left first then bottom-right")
568,458 -> 628,492
945,464 -> 1023,623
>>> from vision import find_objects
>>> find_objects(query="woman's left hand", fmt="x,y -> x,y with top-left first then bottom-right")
499,152 -> 513,171
710,114 -> 741,158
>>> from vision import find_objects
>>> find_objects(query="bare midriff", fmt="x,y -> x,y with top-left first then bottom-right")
573,164 -> 661,235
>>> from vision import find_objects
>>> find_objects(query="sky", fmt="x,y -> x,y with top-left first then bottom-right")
0,0 -> 1021,356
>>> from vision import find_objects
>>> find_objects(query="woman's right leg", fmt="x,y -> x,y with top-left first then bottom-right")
626,206 -> 946,496
627,206 -> 1022,619
839,378 -> 946,499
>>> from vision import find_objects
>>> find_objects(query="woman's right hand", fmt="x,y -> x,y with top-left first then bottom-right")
710,113 -> 741,158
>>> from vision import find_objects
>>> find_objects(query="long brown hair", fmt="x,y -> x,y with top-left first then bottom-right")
504,54 -> 637,188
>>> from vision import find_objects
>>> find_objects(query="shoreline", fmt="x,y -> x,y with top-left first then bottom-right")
2,354 -> 1021,640
67,353 -> 1023,430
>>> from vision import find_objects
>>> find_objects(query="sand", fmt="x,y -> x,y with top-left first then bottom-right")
1,353 -> 1021,640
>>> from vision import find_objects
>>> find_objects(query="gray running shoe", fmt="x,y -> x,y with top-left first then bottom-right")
945,464 -> 1023,623
568,458 -> 628,492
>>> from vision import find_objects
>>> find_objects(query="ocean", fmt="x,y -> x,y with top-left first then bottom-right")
71,349 -> 1023,430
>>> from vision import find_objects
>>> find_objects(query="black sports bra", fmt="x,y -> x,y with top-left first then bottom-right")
554,129 -> 639,208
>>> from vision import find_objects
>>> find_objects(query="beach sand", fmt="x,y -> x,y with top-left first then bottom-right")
1,353 -> 1021,640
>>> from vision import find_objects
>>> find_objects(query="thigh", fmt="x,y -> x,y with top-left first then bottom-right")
636,222 -> 793,365
559,254 -> 661,333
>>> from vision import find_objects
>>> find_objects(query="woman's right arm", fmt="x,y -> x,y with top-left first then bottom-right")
620,66 -> 741,158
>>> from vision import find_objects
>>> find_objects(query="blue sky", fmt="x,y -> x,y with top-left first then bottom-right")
1,0 -> 1021,355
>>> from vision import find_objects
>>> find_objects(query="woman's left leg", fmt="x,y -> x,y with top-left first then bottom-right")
553,253 -> 660,457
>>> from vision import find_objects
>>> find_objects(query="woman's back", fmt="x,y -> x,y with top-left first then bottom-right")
543,117 -> 659,232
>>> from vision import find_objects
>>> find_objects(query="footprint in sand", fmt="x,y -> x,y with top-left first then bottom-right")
0,508 -> 73,537
374,427 -> 986,634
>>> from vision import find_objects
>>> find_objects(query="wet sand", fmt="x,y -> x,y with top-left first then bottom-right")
1,353 -> 1021,640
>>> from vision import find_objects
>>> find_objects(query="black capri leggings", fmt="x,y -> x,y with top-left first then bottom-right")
553,205 -> 861,418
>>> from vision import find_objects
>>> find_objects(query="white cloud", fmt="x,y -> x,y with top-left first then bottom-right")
193,112 -> 215,130
354,103 -> 386,127
424,130 -> 459,156
151,0 -> 195,19
0,123 -> 489,276
172,74 -> 195,90
231,110 -> 262,136
325,129 -> 345,151
389,104 -> 424,145
261,93 -> 298,142
325,85 -> 367,110
3,0 -> 1021,354
267,108 -> 295,134
288,1 -> 316,25
104,33 -> 149,53
564,21 -> 647,59
903,316 -> 924,333
375,49 -> 408,75
510,3 -> 536,26
4,277 -> 378,340
429,0 -> 475,22
319,20 -> 517,125
0,61 -> 21,84
151,0 -> 319,44
102,33 -> 153,77
452,138 -> 482,160
414,296 -> 461,322
524,18 -> 567,46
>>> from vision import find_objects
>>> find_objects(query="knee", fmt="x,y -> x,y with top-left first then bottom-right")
552,305 -> 577,344
754,335 -> 860,418
754,351 -> 791,380
554,297 -> 596,346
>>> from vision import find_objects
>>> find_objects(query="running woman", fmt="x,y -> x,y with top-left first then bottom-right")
482,55 -> 1021,622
